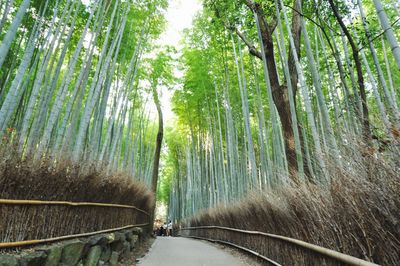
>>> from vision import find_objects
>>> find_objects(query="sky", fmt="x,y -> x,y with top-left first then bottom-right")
159,0 -> 202,48
157,0 -> 202,122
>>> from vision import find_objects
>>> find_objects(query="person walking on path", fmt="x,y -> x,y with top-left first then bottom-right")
162,222 -> 167,236
167,220 -> 172,236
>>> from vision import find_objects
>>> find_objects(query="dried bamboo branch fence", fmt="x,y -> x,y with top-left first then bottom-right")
0,199 -> 151,248
180,226 -> 379,266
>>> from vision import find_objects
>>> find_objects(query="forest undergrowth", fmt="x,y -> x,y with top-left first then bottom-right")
0,146 -> 154,244
185,143 -> 400,265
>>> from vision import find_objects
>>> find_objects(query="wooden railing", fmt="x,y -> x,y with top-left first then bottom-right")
180,226 -> 379,266
0,198 -> 150,216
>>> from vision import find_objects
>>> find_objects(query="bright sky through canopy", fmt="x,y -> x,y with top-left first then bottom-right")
159,0 -> 202,47
158,0 -> 202,122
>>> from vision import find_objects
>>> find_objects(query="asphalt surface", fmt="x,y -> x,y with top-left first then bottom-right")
138,237 -> 246,266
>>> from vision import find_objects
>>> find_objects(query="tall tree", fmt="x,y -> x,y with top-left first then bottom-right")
328,0 -> 372,142
145,48 -> 174,227
207,0 -> 304,180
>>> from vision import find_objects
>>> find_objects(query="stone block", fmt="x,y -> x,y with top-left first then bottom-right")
110,240 -> 124,252
131,228 -> 143,235
80,243 -> 91,260
131,235 -> 138,243
84,245 -> 102,266
20,251 -> 47,266
129,240 -> 135,251
100,246 -> 111,262
125,231 -> 133,241
113,232 -> 125,243
120,242 -> 131,259
60,240 -> 85,266
108,252 -> 119,266
88,235 -> 108,247
106,233 -> 115,244
44,245 -> 63,266
0,255 -> 18,266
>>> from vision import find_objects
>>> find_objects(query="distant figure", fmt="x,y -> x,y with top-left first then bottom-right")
163,222 -> 167,236
167,220 -> 172,236
159,224 -> 164,236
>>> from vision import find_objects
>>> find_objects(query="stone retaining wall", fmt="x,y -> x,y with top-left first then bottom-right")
0,227 -> 145,266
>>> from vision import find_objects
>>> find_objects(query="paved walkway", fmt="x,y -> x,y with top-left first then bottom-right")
138,237 -> 246,266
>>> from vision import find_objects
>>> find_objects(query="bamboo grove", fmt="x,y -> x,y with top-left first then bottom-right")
0,0 -> 171,187
166,0 -> 400,221
1,0 -> 400,229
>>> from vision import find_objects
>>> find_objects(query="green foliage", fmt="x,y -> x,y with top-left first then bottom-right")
0,0 -> 170,189
149,48 -> 176,88
166,0 -> 400,223
158,126 -> 187,204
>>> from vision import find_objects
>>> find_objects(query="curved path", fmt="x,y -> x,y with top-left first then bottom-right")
138,237 -> 246,266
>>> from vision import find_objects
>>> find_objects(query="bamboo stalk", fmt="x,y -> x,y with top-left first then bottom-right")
181,226 -> 379,266
0,199 -> 149,216
0,223 -> 149,248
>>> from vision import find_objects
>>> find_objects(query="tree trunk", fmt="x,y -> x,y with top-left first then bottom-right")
244,0 -> 302,182
279,0 -> 327,180
149,86 -> 164,232
328,0 -> 371,142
